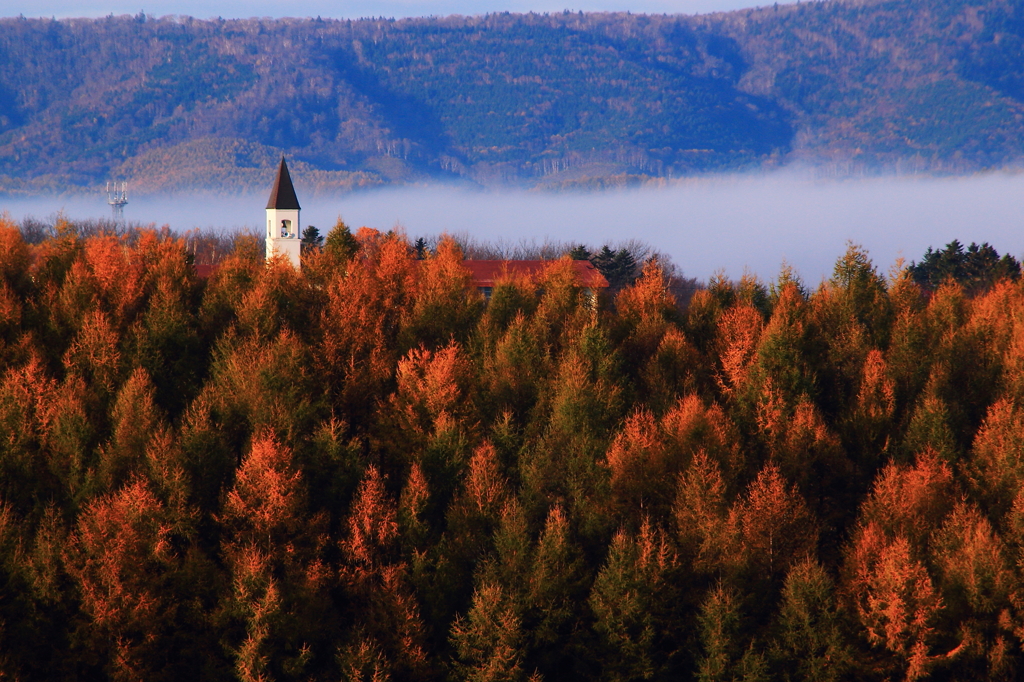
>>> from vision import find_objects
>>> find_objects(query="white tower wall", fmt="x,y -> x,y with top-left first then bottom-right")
265,207 -> 301,268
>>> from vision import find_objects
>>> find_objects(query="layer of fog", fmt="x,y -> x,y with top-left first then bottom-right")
5,170 -> 1024,284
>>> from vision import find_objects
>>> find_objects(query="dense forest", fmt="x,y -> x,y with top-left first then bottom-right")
2,0 -> 1024,194
3,215 -> 1024,681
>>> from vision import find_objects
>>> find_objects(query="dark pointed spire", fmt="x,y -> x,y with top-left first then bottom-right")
266,156 -> 300,210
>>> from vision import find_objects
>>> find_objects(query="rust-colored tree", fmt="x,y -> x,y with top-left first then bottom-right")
847,529 -> 944,681
319,230 -> 415,428
220,432 -> 330,682
340,466 -> 429,681
614,259 -> 681,401
402,234 -> 481,351
67,479 -> 190,681
730,463 -> 817,589
968,398 -> 1024,518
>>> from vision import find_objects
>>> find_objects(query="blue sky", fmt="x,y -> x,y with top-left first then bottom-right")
4,0 -> 776,20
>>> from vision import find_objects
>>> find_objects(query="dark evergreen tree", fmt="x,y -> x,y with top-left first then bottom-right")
911,240 -> 1021,294
591,245 -> 640,290
414,237 -> 429,260
300,225 -> 323,253
567,244 -> 591,260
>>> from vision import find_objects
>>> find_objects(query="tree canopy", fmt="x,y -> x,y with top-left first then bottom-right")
1,216 -> 1024,680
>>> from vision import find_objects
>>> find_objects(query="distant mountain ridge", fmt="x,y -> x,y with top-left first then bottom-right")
0,0 -> 1022,195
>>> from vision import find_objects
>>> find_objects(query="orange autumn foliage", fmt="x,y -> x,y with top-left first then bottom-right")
67,478 -> 173,680
715,303 -> 764,397
320,231 -> 415,418
3,224 -> 1024,680
223,433 -> 309,550
392,341 -> 473,437
731,463 -> 816,579
848,528 -> 943,681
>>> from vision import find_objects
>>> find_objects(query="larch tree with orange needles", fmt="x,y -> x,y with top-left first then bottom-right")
730,463 -> 817,589
340,466 -> 430,681
220,432 -> 330,682
319,231 -> 416,429
402,235 -> 481,351
67,479 -> 184,681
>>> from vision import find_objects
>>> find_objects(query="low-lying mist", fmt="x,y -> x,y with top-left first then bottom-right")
5,170 -> 1023,283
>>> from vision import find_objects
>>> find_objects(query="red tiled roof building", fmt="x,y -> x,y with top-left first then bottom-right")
463,259 -> 609,301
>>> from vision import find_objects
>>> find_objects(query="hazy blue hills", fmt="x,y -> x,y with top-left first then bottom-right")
1,0 -> 1023,195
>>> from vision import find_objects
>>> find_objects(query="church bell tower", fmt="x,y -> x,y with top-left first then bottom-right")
266,157 -> 302,269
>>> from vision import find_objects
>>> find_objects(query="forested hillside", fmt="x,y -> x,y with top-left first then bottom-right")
712,0 -> 1024,171
3,217 -> 1024,680
2,0 -> 1024,194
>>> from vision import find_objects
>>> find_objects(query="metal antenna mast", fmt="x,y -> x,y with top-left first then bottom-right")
106,181 -> 128,225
